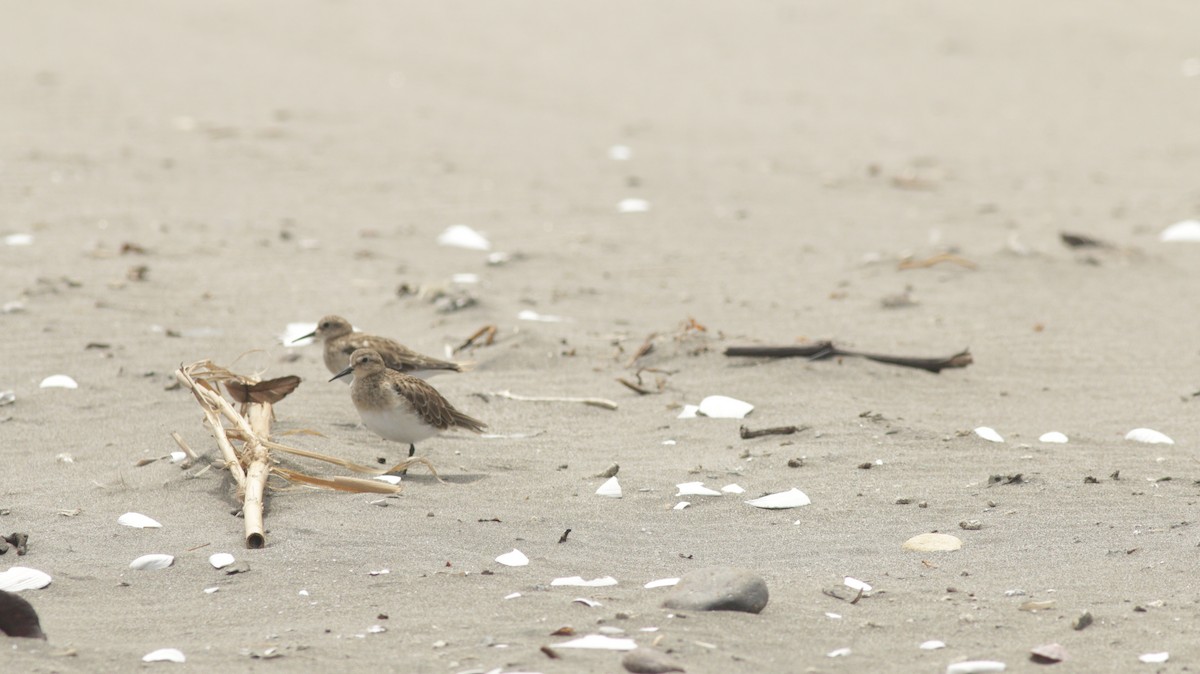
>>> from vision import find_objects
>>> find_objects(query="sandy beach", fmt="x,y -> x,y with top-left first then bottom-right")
3,2 -> 1200,672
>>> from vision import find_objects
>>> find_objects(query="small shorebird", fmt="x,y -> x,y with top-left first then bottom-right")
295,315 -> 466,381
331,348 -> 486,461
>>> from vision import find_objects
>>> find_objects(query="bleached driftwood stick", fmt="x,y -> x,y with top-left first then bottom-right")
491,389 -> 618,411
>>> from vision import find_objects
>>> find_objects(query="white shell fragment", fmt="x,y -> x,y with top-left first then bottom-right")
130,554 -> 175,570
373,475 -> 402,485
118,512 -> 162,529
1125,428 -> 1174,445
903,533 -> 962,552
1038,432 -> 1068,444
0,390 -> 13,406
844,577 -> 872,592
437,224 -> 491,250
517,309 -> 568,323
643,578 -> 680,589
451,273 -> 479,284
973,427 -> 1004,443
495,549 -> 530,567
4,233 -> 33,246
280,322 -> 317,347
557,634 -> 638,651
39,374 -> 78,389
697,395 -> 754,419
169,451 -> 187,463
828,648 -> 852,658
745,488 -> 811,509
596,476 -> 622,498
0,566 -> 53,591
551,576 -> 618,587
721,484 -> 746,494
673,502 -> 690,510
920,640 -> 947,650
142,648 -> 186,663
676,405 -> 699,419
504,592 -> 521,600
1159,219 -> 1200,242
608,145 -> 633,161
1139,652 -> 1169,664
617,198 -> 650,214
209,553 -> 235,569
573,597 -> 602,608
946,662 -> 1006,674
675,482 -> 722,497
204,587 -> 219,594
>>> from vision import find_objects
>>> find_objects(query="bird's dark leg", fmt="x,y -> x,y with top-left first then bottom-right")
408,443 -> 416,458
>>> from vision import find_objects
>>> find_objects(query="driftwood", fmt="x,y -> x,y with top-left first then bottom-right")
174,360 -> 420,549
724,342 -> 972,374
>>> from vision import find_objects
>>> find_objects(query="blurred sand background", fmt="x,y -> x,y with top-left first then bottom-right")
3,1 -> 1200,672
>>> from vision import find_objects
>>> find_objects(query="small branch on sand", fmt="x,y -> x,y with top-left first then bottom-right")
724,342 -> 972,374
739,425 -> 808,439
490,389 -> 618,410
454,324 -> 498,354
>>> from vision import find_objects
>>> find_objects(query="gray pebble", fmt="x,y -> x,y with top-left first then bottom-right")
622,648 -> 686,673
661,567 -> 769,614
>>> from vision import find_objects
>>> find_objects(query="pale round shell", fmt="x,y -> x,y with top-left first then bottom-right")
39,374 -> 78,389
902,533 -> 962,552
130,554 -> 175,570
1159,219 -> 1200,242
209,553 -> 235,569
1038,432 -> 1068,444
946,661 -> 1006,674
437,224 -> 491,251
1125,428 -> 1174,444
0,566 -> 52,591
118,512 -> 162,529
973,426 -> 1004,443
142,648 -> 186,663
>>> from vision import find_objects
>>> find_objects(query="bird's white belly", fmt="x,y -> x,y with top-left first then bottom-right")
358,407 -> 438,444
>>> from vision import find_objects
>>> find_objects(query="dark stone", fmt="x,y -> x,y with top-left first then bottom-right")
622,647 -> 686,673
661,567 -> 769,614
0,590 -> 46,639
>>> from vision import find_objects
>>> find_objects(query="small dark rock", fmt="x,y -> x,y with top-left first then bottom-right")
0,590 -> 46,639
622,647 -> 686,673
661,567 -> 769,614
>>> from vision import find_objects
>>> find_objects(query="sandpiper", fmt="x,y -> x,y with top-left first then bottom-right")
295,315 -> 466,381
331,348 -> 486,461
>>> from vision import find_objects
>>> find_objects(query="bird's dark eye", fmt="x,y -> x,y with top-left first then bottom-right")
321,321 -> 330,329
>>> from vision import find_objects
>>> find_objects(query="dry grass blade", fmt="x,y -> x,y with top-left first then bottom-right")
274,468 -> 403,494
491,389 -> 618,410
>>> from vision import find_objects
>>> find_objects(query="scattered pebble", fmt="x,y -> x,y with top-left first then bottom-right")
973,427 -> 1004,443
1030,643 -> 1067,664
661,567 -> 769,614
1071,610 -> 1093,630
1125,428 -> 1174,445
437,224 -> 491,250
621,647 -> 685,673
959,520 -> 982,531
902,533 -> 962,552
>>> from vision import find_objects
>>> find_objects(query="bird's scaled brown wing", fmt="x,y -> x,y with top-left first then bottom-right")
391,377 -> 485,432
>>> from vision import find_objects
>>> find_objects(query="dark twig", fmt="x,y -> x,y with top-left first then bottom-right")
739,425 -> 807,439
725,343 -> 972,374
616,378 -> 655,395
454,324 -> 497,354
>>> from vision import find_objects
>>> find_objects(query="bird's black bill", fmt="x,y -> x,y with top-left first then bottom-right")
292,330 -> 317,343
329,366 -> 354,382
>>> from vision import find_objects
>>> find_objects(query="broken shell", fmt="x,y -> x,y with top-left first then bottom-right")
946,662 -> 1006,674
504,592 -> 521,600
676,405 -> 699,419
902,533 -> 962,552
0,567 -> 52,592
373,475 -> 402,485
843,577 -> 872,592
551,576 -> 618,587
721,483 -> 745,494
1030,643 -> 1068,663
920,640 -> 946,650
617,198 -> 650,214
39,375 -> 78,389
827,647 -> 852,657
973,427 -> 1004,443
672,502 -> 690,510
558,634 -> 638,650
596,476 -> 622,498
130,554 -> 175,570
118,512 -> 162,529
495,549 -> 529,567
1038,432 -> 1068,444
437,224 -> 491,251
517,309 -> 568,323
4,233 -> 33,246
169,451 -> 187,463
608,145 -> 633,161
1125,428 -> 1174,445
697,395 -> 753,419
675,482 -> 721,497
281,322 -> 317,347
0,391 -> 14,406
1159,219 -> 1200,242
1138,652 -> 1169,664
142,648 -> 186,663
209,553 -> 235,569
643,578 -> 680,589
745,487 -> 811,509
573,597 -> 602,607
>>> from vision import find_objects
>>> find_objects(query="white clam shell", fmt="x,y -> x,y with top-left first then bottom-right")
118,512 -> 162,529
1038,432 -> 1068,444
697,395 -> 754,419
142,648 -> 186,663
946,661 -> 1006,674
903,533 -> 963,552
39,374 -> 78,389
557,634 -> 638,650
550,576 -> 618,587
1139,652 -> 1169,664
130,554 -> 175,570
973,426 -> 1004,443
437,224 -> 491,251
595,476 -> 622,498
0,566 -> 52,591
675,481 -> 722,497
1125,428 -> 1174,444
495,549 -> 529,567
745,487 -> 811,509
920,640 -> 946,650
209,553 -> 235,569
844,576 -> 872,592
1159,219 -> 1200,242
281,322 -> 317,347
616,198 -> 650,214
643,578 -> 680,589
